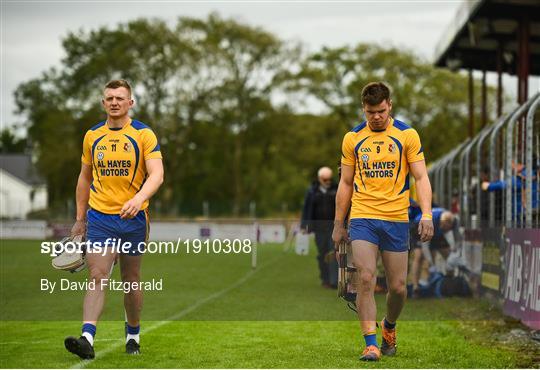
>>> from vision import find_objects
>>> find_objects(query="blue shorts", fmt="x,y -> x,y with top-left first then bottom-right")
349,218 -> 409,252
86,208 -> 149,256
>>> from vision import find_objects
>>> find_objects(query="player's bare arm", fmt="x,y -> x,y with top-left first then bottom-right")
120,158 -> 164,219
71,163 -> 93,237
409,160 -> 434,242
332,164 -> 354,246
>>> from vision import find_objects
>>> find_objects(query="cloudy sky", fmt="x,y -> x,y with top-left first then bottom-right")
3,0 -> 533,131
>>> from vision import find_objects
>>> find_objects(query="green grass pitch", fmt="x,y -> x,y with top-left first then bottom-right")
0,239 -> 534,368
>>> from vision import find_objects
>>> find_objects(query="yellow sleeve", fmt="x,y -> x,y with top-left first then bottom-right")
406,129 -> 425,163
81,131 -> 92,166
341,132 -> 356,167
141,129 -> 162,160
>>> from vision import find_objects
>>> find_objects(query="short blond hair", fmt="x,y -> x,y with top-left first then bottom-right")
104,79 -> 132,97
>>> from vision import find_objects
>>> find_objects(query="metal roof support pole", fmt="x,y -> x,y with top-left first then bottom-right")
469,69 -> 475,138
496,43 -> 503,118
481,69 -> 487,129
525,95 -> 540,228
517,16 -> 530,104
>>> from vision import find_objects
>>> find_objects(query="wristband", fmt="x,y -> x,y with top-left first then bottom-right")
421,213 -> 433,220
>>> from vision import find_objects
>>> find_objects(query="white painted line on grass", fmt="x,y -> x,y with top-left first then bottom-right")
71,254 -> 282,369
0,338 -> 119,346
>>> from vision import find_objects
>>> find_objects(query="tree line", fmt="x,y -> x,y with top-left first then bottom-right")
10,13 -> 498,217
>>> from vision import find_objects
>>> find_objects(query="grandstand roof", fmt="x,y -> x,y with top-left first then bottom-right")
434,0 -> 540,75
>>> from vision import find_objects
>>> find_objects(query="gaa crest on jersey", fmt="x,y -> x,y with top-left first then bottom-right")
123,143 -> 132,152
361,154 -> 369,163
388,143 -> 396,153
97,152 -> 104,160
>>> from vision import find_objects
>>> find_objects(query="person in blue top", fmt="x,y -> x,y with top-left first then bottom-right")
482,160 -> 538,224
410,207 -> 461,295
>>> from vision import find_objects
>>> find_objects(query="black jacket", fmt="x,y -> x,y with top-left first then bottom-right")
301,181 -> 338,232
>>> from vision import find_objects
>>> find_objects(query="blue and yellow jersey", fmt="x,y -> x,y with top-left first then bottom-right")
81,119 -> 162,214
341,117 -> 424,221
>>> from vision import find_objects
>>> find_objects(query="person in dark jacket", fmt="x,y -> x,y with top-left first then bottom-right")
301,166 -> 338,288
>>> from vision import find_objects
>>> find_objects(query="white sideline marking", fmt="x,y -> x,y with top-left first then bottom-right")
71,255 -> 281,369
0,338 -> 119,346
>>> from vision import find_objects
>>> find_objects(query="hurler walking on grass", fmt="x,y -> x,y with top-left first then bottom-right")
332,82 -> 434,361
65,79 -> 164,359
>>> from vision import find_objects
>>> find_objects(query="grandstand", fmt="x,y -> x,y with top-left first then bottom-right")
431,0 -> 540,330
